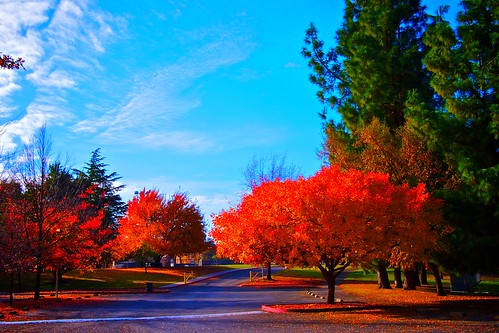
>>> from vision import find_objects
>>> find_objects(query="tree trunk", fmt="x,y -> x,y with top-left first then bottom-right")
317,257 -> 350,305
420,265 -> 428,285
376,262 -> 392,289
265,262 -> 272,280
154,255 -> 161,268
393,267 -> 403,288
429,263 -> 446,296
403,269 -> 417,290
318,264 -> 337,304
34,265 -> 42,300
414,264 -> 421,287
9,271 -> 14,306
325,276 -> 337,304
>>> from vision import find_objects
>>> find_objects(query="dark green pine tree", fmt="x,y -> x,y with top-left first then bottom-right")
418,1 -> 498,274
303,0 -> 435,133
75,149 -> 126,243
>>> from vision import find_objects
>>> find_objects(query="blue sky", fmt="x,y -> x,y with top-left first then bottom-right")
0,0 -> 459,224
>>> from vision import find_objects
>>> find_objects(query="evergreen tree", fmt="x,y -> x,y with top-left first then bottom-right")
75,149 -> 126,268
303,0 -> 434,133
418,1 -> 498,273
304,0 -> 498,276
303,0 -> 449,188
303,0 -> 451,289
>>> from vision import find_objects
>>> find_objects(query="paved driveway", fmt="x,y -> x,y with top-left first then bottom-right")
1,268 -> 497,333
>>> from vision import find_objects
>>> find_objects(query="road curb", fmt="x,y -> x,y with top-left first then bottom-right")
261,305 -> 287,313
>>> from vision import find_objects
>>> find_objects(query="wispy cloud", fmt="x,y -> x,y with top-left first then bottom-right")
0,0 -> 123,152
233,67 -> 271,82
1,101 -> 63,151
73,21 -> 256,151
0,1 -> 279,155
284,62 -> 300,68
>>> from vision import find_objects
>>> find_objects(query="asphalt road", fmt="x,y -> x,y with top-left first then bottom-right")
1,268 -> 497,333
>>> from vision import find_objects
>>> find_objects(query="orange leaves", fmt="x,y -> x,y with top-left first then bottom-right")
113,189 -> 164,258
211,165 -> 446,270
113,189 -> 207,260
211,180 -> 299,265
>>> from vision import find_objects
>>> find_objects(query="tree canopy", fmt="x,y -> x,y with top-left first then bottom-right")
211,166 -> 445,304
303,0 -> 498,275
113,189 -> 208,264
0,129 -> 108,300
75,148 -> 126,231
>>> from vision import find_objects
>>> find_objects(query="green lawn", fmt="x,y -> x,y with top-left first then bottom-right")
473,276 -> 499,294
0,265 -> 250,293
275,266 -> 498,295
275,267 -> 323,279
2,265 -> 495,295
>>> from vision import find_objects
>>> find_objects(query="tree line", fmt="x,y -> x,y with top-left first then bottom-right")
212,166 -> 446,304
212,0 -> 497,302
304,0 -> 497,280
0,129 -> 208,304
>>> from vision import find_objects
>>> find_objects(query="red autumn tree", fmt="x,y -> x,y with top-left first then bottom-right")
0,180 -> 33,305
113,189 -> 164,260
293,166 -> 446,303
8,128 -> 109,300
150,192 -> 208,260
212,165 -> 445,304
211,179 -> 299,279
16,169 -> 109,299
41,186 -> 108,279
113,189 -> 208,265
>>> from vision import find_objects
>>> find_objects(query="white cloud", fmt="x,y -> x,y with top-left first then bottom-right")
72,22 -> 256,151
28,67 -> 76,89
0,2 -> 50,64
134,131 -> 214,151
284,62 -> 300,68
0,0 -> 124,152
0,70 -> 21,98
1,1 -> 269,155
0,102 -> 60,150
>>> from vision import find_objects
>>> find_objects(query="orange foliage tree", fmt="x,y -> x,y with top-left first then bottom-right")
113,189 -> 208,265
0,173 -> 109,301
211,179 -> 299,279
16,174 -> 109,300
211,166 -> 446,304
7,129 -> 111,300
41,186 -> 109,276
113,189 -> 164,259
294,167 -> 446,303
321,119 -> 456,289
0,181 -> 33,305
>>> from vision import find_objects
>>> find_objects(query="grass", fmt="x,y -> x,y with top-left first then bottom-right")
1,264 -> 498,327
273,266 -> 498,295
0,265 -> 250,293
275,267 -> 323,279
1,264 -> 496,295
472,276 -> 499,294
341,268 -> 378,283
